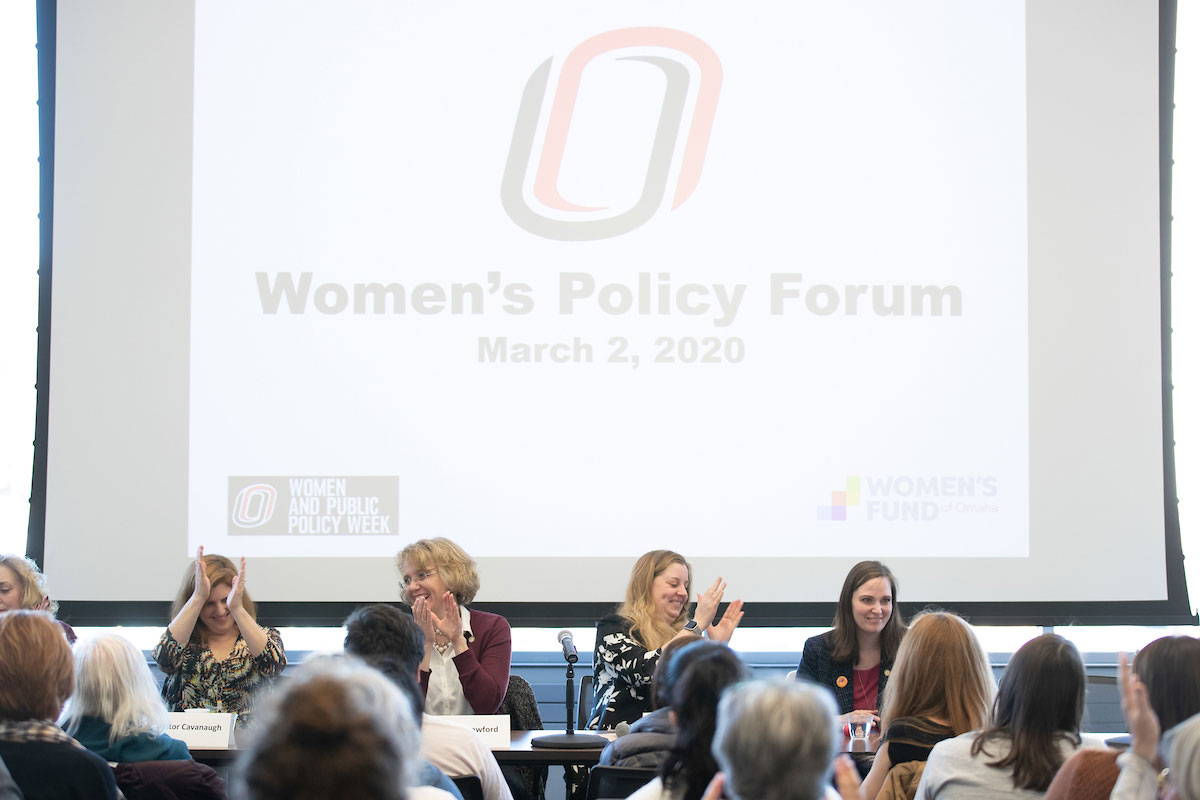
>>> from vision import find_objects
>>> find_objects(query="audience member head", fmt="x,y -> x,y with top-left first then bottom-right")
972,633 -> 1085,791
618,550 -> 694,651
359,653 -> 427,721
651,632 -> 704,709
60,634 -> 170,743
344,603 -> 426,676
659,641 -> 748,800
1166,713 -> 1200,800
712,679 -> 840,800
233,655 -> 419,800
830,560 -> 906,664
0,553 -> 57,614
881,610 -> 995,734
1132,635 -> 1200,731
170,552 -> 257,644
0,610 -> 74,722
396,537 -> 480,607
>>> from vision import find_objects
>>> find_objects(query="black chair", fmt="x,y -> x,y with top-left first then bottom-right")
577,673 -> 594,730
584,766 -> 656,800
499,675 -> 547,800
452,775 -> 485,800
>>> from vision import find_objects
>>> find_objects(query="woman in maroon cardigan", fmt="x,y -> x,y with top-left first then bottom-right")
397,538 -> 511,715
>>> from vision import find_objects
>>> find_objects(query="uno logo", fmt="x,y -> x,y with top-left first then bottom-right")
502,28 -> 722,241
231,483 -> 277,528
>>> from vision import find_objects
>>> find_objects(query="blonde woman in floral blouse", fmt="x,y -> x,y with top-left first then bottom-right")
153,548 -> 286,727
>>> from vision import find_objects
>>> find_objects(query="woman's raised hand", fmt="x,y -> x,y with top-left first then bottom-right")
707,598 -> 744,643
191,546 -> 212,603
1119,651 -> 1161,763
226,557 -> 247,613
694,576 -> 727,629
412,596 -> 437,641
430,591 -> 466,644
834,755 -> 865,800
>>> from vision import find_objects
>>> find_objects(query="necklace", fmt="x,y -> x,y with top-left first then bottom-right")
432,628 -> 451,655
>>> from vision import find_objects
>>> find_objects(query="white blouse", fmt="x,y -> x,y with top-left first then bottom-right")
424,605 -> 477,716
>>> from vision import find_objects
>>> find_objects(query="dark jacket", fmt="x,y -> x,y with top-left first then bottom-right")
796,631 -> 892,714
598,707 -> 676,769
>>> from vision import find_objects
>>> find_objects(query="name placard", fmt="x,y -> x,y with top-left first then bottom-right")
167,711 -> 238,748
438,714 -> 511,748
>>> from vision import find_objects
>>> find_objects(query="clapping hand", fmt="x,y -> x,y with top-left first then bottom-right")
694,577 -> 727,629
835,755 -> 865,800
708,598 -> 744,643
1119,651 -> 1161,763
191,546 -> 212,603
226,557 -> 247,613
430,591 -> 465,644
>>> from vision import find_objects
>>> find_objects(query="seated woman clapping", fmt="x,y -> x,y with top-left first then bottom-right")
858,612 -> 995,800
154,548 -> 287,726
1045,635 -> 1200,800
60,633 -> 191,762
591,550 -> 744,730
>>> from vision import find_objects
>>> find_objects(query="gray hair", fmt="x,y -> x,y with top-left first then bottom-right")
712,679 -> 840,800
1167,712 -> 1200,800
234,654 -> 421,800
60,634 -> 169,742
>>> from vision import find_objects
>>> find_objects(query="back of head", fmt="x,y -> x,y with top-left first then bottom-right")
61,634 -> 169,742
0,610 -> 74,722
1133,636 -> 1200,731
713,680 -> 840,800
1168,713 -> 1200,800
618,550 -> 692,651
344,604 -> 426,676
660,642 -> 748,800
234,655 -> 419,800
652,632 -> 704,709
973,633 -> 1085,791
881,611 -> 995,734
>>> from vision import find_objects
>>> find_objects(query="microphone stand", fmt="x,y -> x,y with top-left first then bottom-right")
530,661 -> 608,748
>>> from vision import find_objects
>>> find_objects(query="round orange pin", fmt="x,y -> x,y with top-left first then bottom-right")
836,675 -> 848,688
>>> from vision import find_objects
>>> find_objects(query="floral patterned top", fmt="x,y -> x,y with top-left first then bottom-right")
153,627 -> 286,727
589,614 -> 662,730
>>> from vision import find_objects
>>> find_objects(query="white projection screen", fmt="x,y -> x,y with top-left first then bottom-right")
32,0 -> 1191,625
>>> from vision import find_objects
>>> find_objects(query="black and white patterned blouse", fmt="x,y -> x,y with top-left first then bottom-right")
589,614 -> 661,730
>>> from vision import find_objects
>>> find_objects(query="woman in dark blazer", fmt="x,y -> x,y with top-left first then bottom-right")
797,560 -> 906,723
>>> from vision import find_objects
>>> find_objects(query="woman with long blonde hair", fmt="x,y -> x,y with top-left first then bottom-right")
589,550 -> 743,730
859,611 -> 996,800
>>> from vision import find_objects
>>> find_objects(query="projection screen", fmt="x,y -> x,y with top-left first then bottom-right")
31,0 -> 1191,625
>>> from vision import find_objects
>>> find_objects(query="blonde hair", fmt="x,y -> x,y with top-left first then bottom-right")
61,634 -> 170,743
396,538 -> 481,606
0,553 -> 57,614
880,611 -> 995,734
617,550 -> 693,651
169,553 -> 257,644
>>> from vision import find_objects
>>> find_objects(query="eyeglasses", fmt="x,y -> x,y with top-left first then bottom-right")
401,569 -> 439,588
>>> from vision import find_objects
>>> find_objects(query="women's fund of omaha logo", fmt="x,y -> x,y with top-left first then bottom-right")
817,475 -> 999,522
502,27 -> 722,241
228,476 -> 399,535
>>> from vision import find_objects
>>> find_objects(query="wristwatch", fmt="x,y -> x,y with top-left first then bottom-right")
683,619 -> 699,632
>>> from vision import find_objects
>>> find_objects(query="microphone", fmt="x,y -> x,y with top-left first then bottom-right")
558,629 -> 579,664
